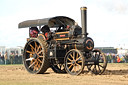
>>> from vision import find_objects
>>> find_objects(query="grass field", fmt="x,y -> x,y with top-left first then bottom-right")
0,63 -> 128,85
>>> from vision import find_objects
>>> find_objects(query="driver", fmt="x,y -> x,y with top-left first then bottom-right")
41,25 -> 51,40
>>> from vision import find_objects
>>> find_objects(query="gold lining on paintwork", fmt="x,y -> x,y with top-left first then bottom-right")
55,31 -> 69,34
55,38 -> 69,41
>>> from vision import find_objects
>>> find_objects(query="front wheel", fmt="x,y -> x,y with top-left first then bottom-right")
64,49 -> 85,75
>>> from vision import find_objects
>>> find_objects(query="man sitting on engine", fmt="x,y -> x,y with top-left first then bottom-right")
29,27 -> 39,38
40,25 -> 51,40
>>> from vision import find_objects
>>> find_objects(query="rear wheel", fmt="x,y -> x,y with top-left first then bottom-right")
87,49 -> 107,75
23,38 -> 49,74
65,49 -> 85,75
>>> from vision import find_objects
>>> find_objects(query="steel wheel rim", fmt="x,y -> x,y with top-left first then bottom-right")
65,49 -> 84,75
23,39 -> 45,73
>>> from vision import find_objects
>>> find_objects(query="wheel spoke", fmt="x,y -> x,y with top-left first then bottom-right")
26,51 -> 34,54
31,46 -> 34,53
77,60 -> 82,63
26,57 -> 34,61
36,52 -> 44,60
36,62 -> 39,70
37,45 -> 41,52
93,65 -> 97,73
29,61 -> 36,68
38,50 -> 43,55
67,62 -> 72,64
29,44 -> 35,51
69,54 -> 74,60
97,65 -> 101,72
34,61 -> 38,71
68,64 -> 73,69
99,64 -> 104,68
76,63 -> 81,70
33,65 -> 36,71
35,41 -> 38,52
73,52 -> 75,60
71,65 -> 76,72
37,58 -> 42,63
76,56 -> 81,61
30,59 -> 34,64
67,58 -> 72,61
76,63 -> 81,67
96,65 -> 98,73
38,63 -> 41,69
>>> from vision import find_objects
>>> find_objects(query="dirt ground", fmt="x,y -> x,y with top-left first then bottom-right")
0,63 -> 128,85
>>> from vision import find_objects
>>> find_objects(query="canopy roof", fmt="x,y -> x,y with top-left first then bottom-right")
18,16 -> 75,28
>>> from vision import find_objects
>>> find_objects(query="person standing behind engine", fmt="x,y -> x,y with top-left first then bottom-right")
1,53 -> 4,63
10,53 -> 14,64
14,53 -> 18,64
4,52 -> 7,65
0,52 -> 1,59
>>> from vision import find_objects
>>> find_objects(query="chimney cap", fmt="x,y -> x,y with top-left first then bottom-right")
80,7 -> 87,10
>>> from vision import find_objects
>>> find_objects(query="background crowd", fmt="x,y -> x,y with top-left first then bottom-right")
0,52 -> 128,65
105,53 -> 128,63
0,52 -> 23,65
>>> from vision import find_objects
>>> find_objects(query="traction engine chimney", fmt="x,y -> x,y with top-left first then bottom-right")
81,7 -> 87,38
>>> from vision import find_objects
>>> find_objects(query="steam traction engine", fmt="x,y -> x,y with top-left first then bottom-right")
18,7 -> 107,75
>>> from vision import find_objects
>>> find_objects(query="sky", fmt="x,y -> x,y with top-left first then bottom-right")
0,0 -> 128,48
